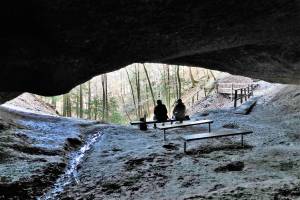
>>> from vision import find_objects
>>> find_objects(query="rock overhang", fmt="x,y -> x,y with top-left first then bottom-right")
0,0 -> 300,103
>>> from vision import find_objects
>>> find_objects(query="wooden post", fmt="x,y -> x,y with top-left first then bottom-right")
240,89 -> 243,104
247,85 -> 250,98
244,88 -> 247,101
234,90 -> 238,108
231,83 -> 234,101
241,134 -> 244,147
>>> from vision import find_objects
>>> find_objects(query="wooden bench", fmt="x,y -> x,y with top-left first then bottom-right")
181,128 -> 253,153
157,119 -> 213,141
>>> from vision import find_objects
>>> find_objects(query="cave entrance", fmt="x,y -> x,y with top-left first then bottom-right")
4,63 -> 257,124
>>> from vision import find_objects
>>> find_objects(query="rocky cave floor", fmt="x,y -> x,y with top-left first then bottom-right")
0,106 -> 101,199
0,83 -> 300,200
58,84 -> 300,200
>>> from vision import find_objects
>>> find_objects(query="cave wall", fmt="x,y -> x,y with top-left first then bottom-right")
1,0 -> 300,102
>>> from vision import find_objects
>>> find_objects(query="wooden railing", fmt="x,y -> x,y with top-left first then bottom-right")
233,85 -> 257,108
217,83 -> 252,98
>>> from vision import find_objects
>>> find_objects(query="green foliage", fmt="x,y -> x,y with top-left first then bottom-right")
108,97 -> 126,124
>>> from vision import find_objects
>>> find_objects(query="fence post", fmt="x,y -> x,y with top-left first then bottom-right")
231,83 -> 234,101
234,90 -> 238,108
247,85 -> 250,98
244,88 -> 247,101
240,89 -> 243,104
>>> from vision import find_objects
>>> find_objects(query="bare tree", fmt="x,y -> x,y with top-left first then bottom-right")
143,63 -> 156,107
176,65 -> 182,98
189,67 -> 198,87
79,84 -> 83,118
87,81 -> 91,119
125,68 -> 137,113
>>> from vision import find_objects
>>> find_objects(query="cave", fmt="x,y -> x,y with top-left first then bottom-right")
1,0 -> 300,103
0,1 -> 300,199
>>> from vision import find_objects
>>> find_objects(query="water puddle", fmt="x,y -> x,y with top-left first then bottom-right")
38,130 -> 104,200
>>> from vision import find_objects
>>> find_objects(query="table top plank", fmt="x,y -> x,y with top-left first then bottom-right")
157,119 -> 213,130
130,118 -> 189,125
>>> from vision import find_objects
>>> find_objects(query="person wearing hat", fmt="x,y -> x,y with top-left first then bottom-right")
173,99 -> 186,122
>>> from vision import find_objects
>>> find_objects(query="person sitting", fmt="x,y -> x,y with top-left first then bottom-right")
173,99 -> 186,122
154,100 -> 168,122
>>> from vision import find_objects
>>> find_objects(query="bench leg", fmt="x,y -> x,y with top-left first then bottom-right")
163,129 -> 166,141
154,123 -> 157,129
184,141 -> 187,153
208,123 -> 211,132
241,134 -> 244,147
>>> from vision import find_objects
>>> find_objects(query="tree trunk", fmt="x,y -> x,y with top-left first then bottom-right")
105,74 -> 108,120
189,67 -> 198,87
163,66 -> 168,106
174,66 -> 179,100
94,96 -> 98,120
101,74 -> 106,121
209,70 -> 216,80
145,84 -> 150,116
88,81 -> 91,119
62,94 -> 67,116
79,85 -> 83,118
51,97 -> 56,109
142,63 -> 156,107
66,93 -> 72,117
125,68 -> 137,113
76,88 -> 79,117
121,93 -> 132,121
167,65 -> 171,114
176,65 -> 182,98
135,65 -> 141,117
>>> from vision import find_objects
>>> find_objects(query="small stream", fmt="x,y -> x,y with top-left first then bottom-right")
38,130 -> 104,200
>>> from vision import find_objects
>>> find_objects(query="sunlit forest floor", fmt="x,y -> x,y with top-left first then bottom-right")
0,83 -> 299,199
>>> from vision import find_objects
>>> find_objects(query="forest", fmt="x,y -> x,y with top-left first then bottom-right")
42,64 -> 221,124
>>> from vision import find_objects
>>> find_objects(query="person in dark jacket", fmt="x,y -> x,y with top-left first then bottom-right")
154,100 -> 168,122
173,99 -> 186,122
